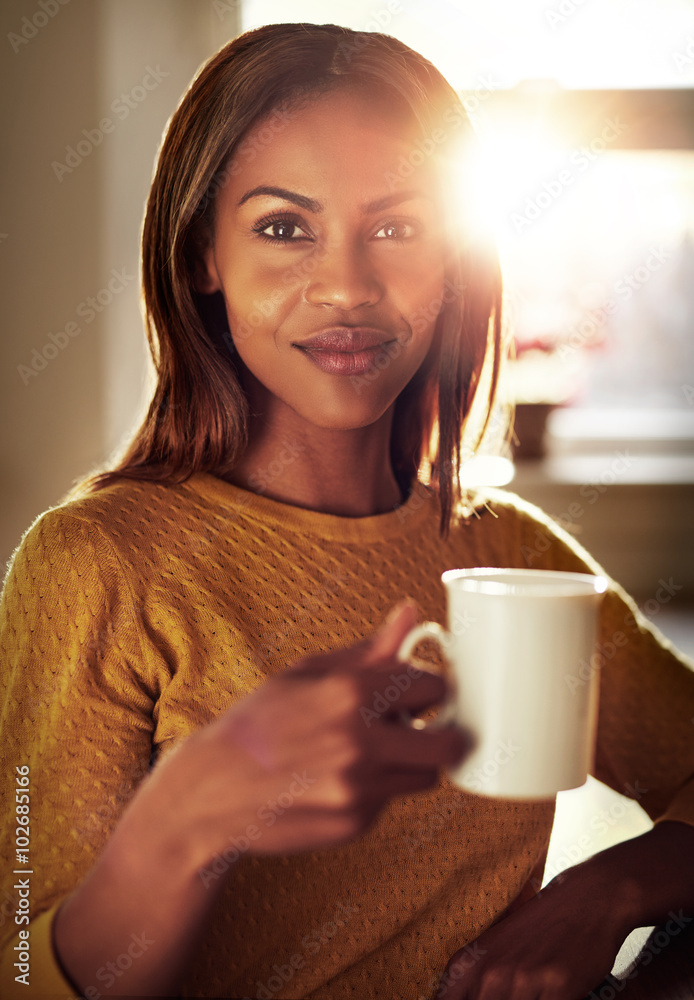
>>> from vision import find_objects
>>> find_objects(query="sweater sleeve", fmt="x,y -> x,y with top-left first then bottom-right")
499,491 -> 694,828
0,508 -> 161,998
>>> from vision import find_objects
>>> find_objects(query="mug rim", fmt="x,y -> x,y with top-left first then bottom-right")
441,567 -> 608,597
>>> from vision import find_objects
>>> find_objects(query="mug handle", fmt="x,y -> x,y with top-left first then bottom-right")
397,622 -> 458,731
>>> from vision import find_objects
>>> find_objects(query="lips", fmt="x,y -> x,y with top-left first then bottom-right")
293,327 -> 400,377
294,327 -> 396,352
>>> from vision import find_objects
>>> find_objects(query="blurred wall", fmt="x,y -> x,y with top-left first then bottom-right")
512,473 -> 694,602
0,0 -> 240,571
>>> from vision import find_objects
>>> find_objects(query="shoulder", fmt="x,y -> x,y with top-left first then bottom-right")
2,477 -> 200,592
450,485 -> 604,576
52,475 -> 188,529
460,485 -> 540,518
458,485 -> 557,529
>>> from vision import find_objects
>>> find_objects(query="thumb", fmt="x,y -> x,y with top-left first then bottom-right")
362,599 -> 419,666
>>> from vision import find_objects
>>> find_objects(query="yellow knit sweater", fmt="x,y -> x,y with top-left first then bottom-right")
1,473 -> 693,999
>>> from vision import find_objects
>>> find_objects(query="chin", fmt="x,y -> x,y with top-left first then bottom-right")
292,391 -> 396,432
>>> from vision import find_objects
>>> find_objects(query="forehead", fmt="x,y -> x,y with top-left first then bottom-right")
221,88 -> 441,207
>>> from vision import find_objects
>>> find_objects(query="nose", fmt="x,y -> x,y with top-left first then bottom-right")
303,240 -> 384,310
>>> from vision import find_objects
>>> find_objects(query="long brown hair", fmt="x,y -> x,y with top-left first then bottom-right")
74,23 -> 504,534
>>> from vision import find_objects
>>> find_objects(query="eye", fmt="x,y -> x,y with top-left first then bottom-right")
374,220 -> 418,241
253,214 -> 311,243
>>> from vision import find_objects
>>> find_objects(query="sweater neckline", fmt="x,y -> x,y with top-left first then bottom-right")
185,472 -> 438,543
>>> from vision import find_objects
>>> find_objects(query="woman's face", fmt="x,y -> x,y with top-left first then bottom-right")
199,88 -> 446,432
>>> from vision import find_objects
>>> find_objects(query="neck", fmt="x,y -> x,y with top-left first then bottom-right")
228,395 -> 406,519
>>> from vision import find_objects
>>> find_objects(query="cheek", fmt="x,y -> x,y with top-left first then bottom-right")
222,261 -> 300,340
379,244 -> 445,318
398,267 -> 446,344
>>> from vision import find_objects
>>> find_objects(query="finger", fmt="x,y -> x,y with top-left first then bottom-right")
437,947 -> 484,999
371,667 -> 449,715
356,765 -> 441,801
477,969 -> 535,1000
276,662 -> 447,724
369,720 -> 472,770
360,598 -> 419,666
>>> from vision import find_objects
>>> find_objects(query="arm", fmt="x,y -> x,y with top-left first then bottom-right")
584,818 -> 694,927
0,519 -> 466,1000
53,600 -> 468,997
53,789 -> 231,998
437,820 -> 694,1000
436,494 -> 694,999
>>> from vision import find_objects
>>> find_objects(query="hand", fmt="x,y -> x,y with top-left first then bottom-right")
52,604 -> 469,999
436,865 -> 630,1000
137,600 -> 470,868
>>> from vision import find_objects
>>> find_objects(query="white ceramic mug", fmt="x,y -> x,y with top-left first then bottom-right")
397,568 -> 608,799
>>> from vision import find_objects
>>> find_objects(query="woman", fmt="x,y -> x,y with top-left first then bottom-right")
1,22 -> 693,1000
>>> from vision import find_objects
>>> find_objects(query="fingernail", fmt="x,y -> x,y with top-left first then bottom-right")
382,598 -> 416,630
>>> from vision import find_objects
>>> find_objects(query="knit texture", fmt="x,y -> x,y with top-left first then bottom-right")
1,473 -> 693,999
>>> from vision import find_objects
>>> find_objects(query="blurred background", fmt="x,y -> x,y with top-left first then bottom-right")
3,0 -> 693,602
1,0 -> 693,873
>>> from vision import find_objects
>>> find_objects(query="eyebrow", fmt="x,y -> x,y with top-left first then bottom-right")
238,186 -> 322,212
237,185 -> 430,214
362,190 -> 430,213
